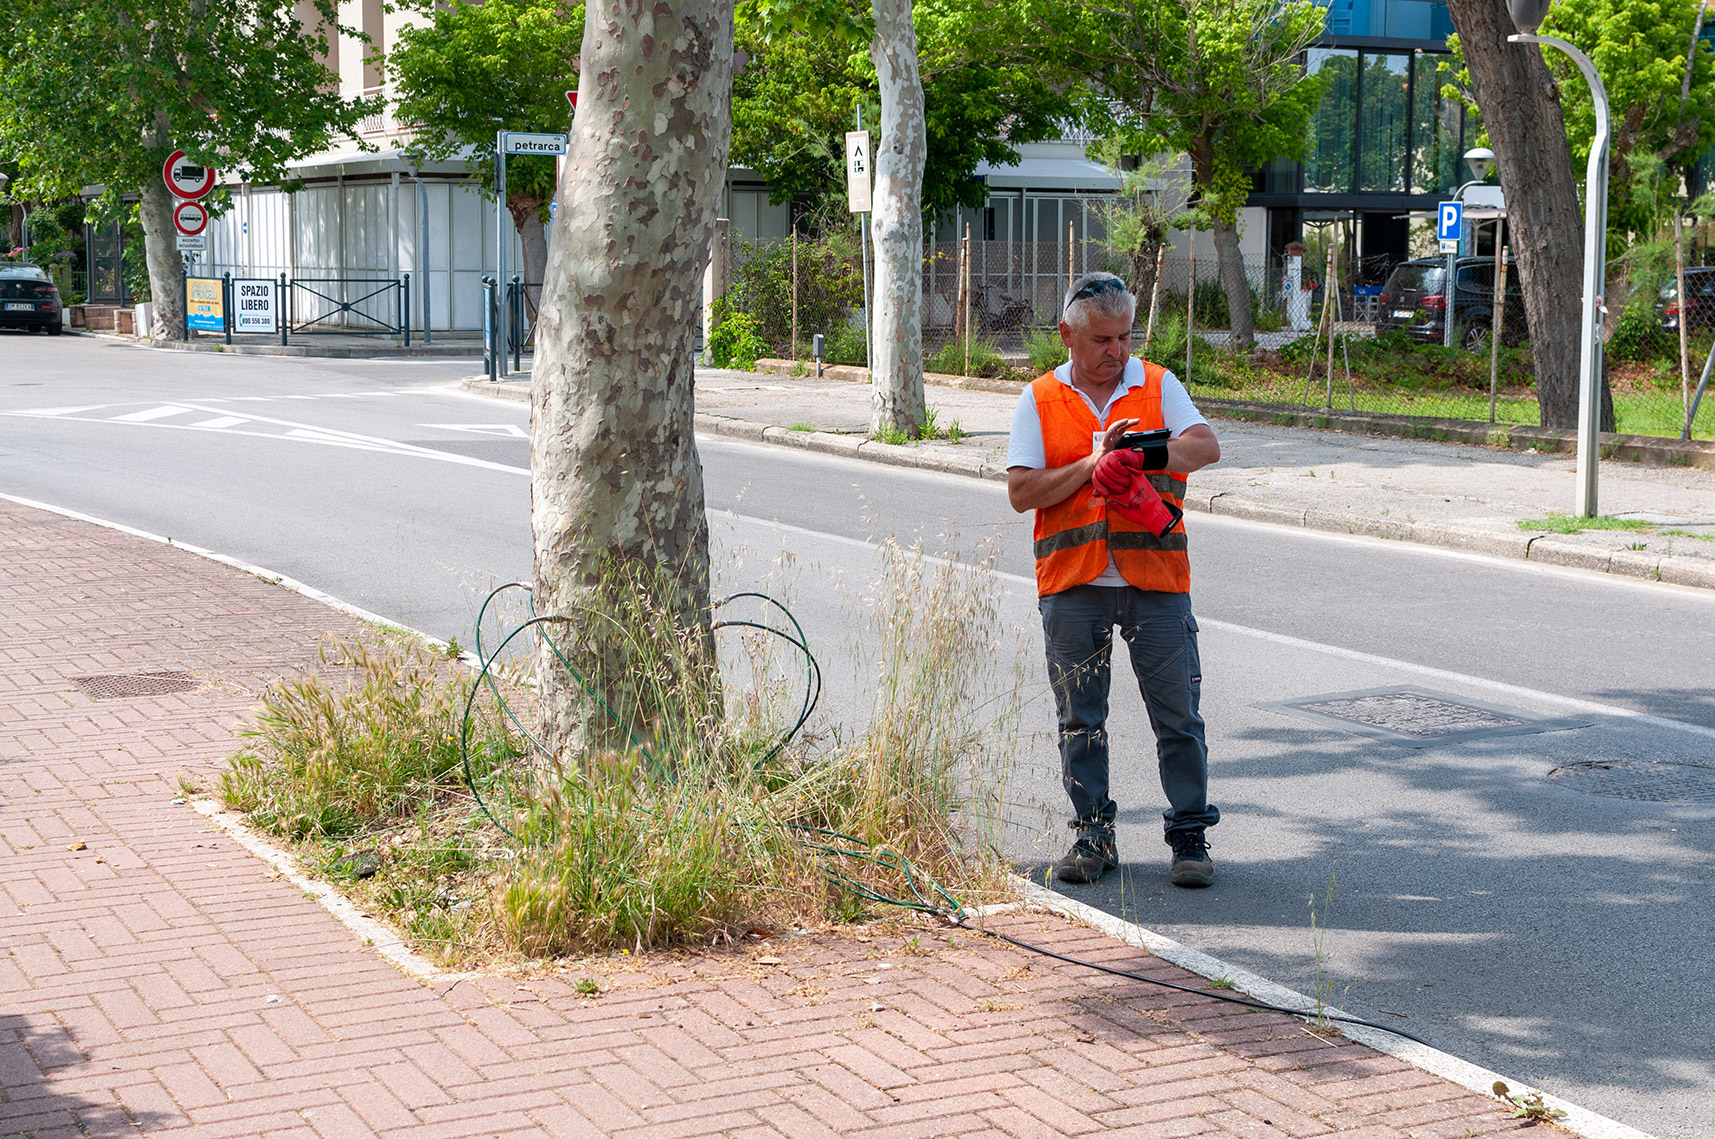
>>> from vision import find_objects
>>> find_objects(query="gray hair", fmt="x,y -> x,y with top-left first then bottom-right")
1061,271 -> 1137,329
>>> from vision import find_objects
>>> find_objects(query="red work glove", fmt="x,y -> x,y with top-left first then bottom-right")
1106,472 -> 1184,537
1092,448 -> 1146,499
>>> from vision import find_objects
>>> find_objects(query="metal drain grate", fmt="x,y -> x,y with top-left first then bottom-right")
1548,760 -> 1715,803
71,671 -> 199,700
1259,687 -> 1586,747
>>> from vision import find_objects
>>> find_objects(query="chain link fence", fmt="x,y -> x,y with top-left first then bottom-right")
716,231 -> 1714,443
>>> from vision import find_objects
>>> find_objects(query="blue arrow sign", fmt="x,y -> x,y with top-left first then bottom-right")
1438,201 -> 1463,243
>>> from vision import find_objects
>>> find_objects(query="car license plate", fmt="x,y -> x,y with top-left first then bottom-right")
1392,309 -> 1414,319
2,303 -> 31,312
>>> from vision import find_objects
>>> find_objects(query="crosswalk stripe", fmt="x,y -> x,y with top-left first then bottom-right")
111,406 -> 192,423
188,416 -> 247,430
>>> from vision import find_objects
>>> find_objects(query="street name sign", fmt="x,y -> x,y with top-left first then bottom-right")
845,130 -> 871,213
173,200 -> 208,237
501,132 -> 568,155
163,150 -> 217,200
232,278 -> 279,334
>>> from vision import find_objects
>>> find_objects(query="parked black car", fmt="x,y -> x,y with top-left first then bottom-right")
0,264 -> 64,334
1373,256 -> 1525,351
1655,266 -> 1715,334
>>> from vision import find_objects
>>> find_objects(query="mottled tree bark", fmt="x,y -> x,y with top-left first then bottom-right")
529,0 -> 733,755
139,111 -> 185,339
868,0 -> 926,436
139,179 -> 187,339
1209,219 -> 1252,350
507,192 -> 551,303
1444,0 -> 1613,430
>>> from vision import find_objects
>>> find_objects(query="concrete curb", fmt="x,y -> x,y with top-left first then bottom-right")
134,336 -> 483,359
1193,398 -> 1715,471
1010,876 -> 1660,1139
457,380 -> 1715,592
752,358 -> 1715,471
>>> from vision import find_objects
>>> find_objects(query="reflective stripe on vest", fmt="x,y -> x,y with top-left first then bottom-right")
1030,364 -> 1191,596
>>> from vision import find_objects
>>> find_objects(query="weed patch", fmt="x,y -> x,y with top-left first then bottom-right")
1516,512 -> 1657,534
221,545 -> 1018,965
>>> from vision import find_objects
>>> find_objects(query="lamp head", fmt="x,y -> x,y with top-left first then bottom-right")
1464,147 -> 1496,182
0,173 -> 9,193
1508,0 -> 1552,34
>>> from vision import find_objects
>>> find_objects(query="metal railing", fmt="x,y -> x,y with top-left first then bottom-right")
288,275 -> 410,344
507,277 -> 542,373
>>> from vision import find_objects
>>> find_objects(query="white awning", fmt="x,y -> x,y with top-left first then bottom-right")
974,157 -> 1123,193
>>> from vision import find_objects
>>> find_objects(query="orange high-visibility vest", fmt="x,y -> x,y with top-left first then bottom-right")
1030,364 -> 1190,597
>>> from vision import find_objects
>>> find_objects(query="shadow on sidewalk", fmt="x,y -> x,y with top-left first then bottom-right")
1,1015 -> 176,1135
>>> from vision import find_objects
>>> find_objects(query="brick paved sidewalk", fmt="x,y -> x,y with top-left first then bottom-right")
2,497 -> 1534,1138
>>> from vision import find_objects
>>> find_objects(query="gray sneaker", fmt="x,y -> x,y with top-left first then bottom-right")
1168,829 -> 1214,888
1053,836 -> 1117,884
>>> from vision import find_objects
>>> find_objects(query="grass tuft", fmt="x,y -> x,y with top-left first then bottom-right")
223,545 -> 1017,964
1515,512 -> 1659,534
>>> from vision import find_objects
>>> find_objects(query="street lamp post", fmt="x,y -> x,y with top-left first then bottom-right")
1507,0 -> 1610,517
1443,148 -> 1496,349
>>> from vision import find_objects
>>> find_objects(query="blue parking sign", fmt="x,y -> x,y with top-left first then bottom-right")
1438,201 -> 1463,243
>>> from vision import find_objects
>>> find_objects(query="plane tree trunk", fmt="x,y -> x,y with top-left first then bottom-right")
868,0 -> 927,436
529,0 -> 734,757
1444,0 -> 1614,430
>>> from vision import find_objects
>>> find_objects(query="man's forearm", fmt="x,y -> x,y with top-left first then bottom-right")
1166,425 -> 1220,473
1008,456 -> 1096,513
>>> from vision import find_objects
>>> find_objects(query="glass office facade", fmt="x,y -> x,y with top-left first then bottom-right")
1297,47 -> 1471,198
1320,0 -> 1453,38
1253,0 -> 1475,271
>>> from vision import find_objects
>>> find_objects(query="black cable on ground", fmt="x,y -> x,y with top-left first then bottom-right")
457,583 -> 822,838
456,584 -> 1431,1050
948,912 -> 1433,1048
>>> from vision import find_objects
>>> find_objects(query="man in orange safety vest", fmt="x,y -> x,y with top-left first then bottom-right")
1006,271 -> 1223,888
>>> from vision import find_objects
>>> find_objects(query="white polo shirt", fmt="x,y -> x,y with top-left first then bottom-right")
1007,359 -> 1208,586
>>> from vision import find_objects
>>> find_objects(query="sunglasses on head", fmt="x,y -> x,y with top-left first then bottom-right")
1069,277 -> 1127,304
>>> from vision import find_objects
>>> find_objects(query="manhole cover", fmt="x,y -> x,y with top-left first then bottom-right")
71,671 -> 199,700
1259,687 -> 1586,747
1548,760 -> 1715,802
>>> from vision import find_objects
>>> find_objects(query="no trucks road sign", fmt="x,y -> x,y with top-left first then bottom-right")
163,150 -> 217,200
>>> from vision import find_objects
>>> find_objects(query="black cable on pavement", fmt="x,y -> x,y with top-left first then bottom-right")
457,584 -> 1433,1050
949,913 -> 1433,1047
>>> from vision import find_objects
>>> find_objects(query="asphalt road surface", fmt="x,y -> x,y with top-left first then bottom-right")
4,334 -> 1712,1139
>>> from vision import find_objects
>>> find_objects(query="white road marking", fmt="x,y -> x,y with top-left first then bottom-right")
419,423 -> 527,438
12,405 -> 107,417
111,405 -> 193,423
718,509 -> 1715,743
2,399 -> 531,475
188,416 -> 247,430
283,429 -> 409,453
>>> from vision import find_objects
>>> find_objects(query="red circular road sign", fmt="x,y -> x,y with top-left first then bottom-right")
173,200 -> 209,237
162,150 -> 217,199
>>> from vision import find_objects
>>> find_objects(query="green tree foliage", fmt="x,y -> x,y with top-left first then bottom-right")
385,0 -> 583,275
0,0 -> 373,333
1039,0 -> 1325,349
1447,0 -> 1715,236
732,0 -> 1078,222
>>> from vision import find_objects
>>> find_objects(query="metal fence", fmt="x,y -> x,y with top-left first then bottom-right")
717,231 -> 1715,441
